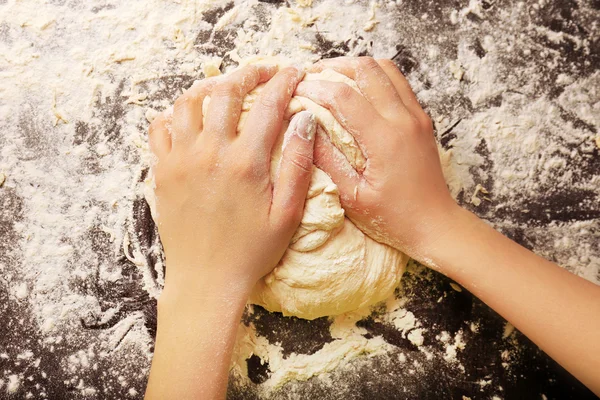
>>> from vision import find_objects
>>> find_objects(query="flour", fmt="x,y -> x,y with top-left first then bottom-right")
6,374 -> 20,394
0,0 -> 598,398
233,306 -> 390,389
442,331 -> 466,363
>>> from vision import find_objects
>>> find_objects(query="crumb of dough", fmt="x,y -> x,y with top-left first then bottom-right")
502,322 -> 515,339
202,57 -> 223,77
145,109 -> 159,123
408,328 -> 425,346
448,61 -> 465,81
470,184 -> 490,206
7,374 -> 20,394
363,1 -> 379,31
363,20 -> 379,31
449,282 -> 463,292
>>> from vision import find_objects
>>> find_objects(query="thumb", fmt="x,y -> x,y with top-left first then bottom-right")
271,111 -> 317,229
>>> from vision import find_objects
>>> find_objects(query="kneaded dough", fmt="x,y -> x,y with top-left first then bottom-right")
203,62 -> 409,320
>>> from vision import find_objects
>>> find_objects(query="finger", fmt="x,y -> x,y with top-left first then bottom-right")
309,56 -> 410,121
148,112 -> 171,160
271,111 -> 317,230
203,64 -> 278,144
295,80 -> 385,153
170,78 -> 219,149
313,126 -> 361,208
375,59 -> 431,128
241,66 -> 304,153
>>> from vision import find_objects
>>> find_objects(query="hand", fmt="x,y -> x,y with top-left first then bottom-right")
148,64 -> 316,296
295,56 -> 458,259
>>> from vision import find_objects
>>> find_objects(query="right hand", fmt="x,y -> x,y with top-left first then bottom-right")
295,57 -> 459,258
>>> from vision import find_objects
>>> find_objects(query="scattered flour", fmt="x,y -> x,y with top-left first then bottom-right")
442,331 -> 466,364
6,374 -> 20,394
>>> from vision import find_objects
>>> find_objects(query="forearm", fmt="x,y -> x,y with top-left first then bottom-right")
421,207 -> 600,395
145,273 -> 250,400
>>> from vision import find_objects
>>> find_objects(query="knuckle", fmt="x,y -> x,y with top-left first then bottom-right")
330,82 -> 355,103
378,58 -> 398,71
231,156 -> 257,180
199,151 -> 220,174
358,56 -> 380,73
187,78 -> 218,100
419,114 -> 433,132
234,65 -> 261,91
171,159 -> 190,183
403,115 -> 421,133
290,150 -> 313,173
212,82 -> 241,98
153,160 -> 188,192
258,92 -> 282,110
283,65 -> 300,81
173,94 -> 193,111
153,167 -> 167,189
189,77 -> 213,93
149,113 -> 166,133
244,65 -> 261,82
148,120 -> 162,136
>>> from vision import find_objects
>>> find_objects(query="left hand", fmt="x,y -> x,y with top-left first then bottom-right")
148,64 -> 316,296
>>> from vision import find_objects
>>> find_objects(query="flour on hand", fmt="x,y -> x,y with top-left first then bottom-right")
195,60 -> 409,320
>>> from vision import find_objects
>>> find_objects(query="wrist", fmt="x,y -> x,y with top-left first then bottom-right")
407,203 -> 478,270
159,263 -> 255,311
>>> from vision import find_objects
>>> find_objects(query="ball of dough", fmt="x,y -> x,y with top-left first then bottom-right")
203,64 -> 408,320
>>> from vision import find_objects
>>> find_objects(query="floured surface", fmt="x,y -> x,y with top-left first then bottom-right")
0,0 -> 599,399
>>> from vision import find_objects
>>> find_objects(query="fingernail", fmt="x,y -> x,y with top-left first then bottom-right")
291,111 -> 316,141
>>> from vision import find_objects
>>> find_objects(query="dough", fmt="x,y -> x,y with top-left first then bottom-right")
203,63 -> 409,320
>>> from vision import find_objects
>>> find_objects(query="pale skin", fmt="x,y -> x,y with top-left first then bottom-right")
145,58 -> 600,399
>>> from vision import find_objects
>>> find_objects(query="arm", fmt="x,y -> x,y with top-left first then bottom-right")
145,64 -> 316,400
427,208 -> 600,395
148,277 -> 249,400
297,56 -> 600,396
